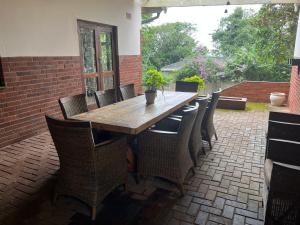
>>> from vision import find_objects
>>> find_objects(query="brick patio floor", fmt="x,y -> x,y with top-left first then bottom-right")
0,110 -> 268,225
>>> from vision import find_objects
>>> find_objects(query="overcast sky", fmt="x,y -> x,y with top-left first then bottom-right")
151,5 -> 262,50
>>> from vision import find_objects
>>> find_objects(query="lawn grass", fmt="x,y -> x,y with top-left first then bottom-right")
217,102 -> 268,112
246,102 -> 268,111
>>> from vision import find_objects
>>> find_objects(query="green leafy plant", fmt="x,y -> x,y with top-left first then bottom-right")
143,69 -> 167,92
172,63 -> 200,81
182,75 -> 205,91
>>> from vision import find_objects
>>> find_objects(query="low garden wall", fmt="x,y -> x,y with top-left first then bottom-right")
220,81 -> 290,103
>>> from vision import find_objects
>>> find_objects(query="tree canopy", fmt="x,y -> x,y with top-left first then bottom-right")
212,4 -> 298,82
142,22 -> 197,70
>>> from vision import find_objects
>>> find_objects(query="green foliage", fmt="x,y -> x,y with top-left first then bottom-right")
142,22 -> 197,70
143,69 -> 167,91
212,4 -> 298,82
182,75 -> 205,90
172,62 -> 200,81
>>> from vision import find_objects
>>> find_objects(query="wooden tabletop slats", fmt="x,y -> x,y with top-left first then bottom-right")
71,91 -> 198,134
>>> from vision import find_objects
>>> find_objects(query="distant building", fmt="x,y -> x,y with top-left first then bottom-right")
161,56 -> 225,77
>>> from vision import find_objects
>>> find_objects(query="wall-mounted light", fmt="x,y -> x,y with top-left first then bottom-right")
224,1 -> 230,13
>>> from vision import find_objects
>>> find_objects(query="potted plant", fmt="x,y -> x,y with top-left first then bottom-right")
182,75 -> 205,91
143,69 -> 167,105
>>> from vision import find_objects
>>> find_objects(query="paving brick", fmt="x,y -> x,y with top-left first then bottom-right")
195,211 -> 209,225
205,190 -> 217,201
246,217 -> 264,225
233,214 -> 245,225
213,197 -> 225,209
186,202 -> 200,216
223,205 -> 235,219
0,110 -> 268,225
235,208 -> 258,219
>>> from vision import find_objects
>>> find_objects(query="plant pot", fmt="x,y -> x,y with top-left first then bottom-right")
145,90 -> 156,105
270,92 -> 286,106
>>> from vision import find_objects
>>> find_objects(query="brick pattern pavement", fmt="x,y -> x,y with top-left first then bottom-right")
0,110 -> 268,225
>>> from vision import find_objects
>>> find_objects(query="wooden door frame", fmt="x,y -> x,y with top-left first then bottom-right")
77,19 -> 120,97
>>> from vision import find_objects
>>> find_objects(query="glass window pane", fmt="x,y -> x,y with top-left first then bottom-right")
100,33 -> 112,71
84,77 -> 98,104
80,28 -> 96,73
104,76 -> 114,90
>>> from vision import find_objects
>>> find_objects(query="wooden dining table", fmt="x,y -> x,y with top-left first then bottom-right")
71,91 -> 198,135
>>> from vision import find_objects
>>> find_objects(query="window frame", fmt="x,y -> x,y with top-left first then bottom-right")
77,20 -> 120,96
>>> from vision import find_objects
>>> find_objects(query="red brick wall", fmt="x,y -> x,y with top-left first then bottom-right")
220,81 -> 290,103
0,56 -> 83,148
288,66 -> 300,114
119,55 -> 142,94
0,55 -> 142,148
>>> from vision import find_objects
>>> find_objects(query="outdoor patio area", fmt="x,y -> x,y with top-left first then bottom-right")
0,109 -> 267,225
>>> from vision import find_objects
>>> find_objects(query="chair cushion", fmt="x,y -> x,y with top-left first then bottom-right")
264,159 -> 300,189
264,159 -> 273,189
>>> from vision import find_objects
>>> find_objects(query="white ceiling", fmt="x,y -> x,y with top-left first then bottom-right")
142,0 -> 300,7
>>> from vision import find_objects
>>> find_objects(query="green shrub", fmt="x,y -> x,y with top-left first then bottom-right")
172,62 -> 200,81
182,75 -> 205,91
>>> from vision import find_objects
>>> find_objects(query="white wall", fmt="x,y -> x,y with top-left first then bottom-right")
0,0 -> 141,57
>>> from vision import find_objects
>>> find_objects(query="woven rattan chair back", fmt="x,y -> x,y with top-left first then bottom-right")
175,81 -> 198,93
119,83 -> 136,100
46,115 -> 95,163
189,98 -> 208,165
269,111 -> 300,123
59,94 -> 88,119
177,105 -> 199,152
94,89 -> 116,108
201,91 -> 220,149
120,84 -> 136,100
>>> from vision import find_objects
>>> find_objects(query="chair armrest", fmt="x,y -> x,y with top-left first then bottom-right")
148,129 -> 178,135
94,136 -> 126,149
154,117 -> 181,132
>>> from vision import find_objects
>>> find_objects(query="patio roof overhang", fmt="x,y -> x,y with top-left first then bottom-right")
142,0 -> 300,7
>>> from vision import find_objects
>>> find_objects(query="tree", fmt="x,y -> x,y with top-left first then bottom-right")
142,22 -> 197,70
212,4 -> 298,82
212,7 -> 255,57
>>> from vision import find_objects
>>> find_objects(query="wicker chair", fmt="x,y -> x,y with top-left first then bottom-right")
45,115 -> 128,221
269,111 -> 300,123
119,83 -> 136,100
160,98 -> 208,166
264,138 -> 300,225
59,94 -> 88,119
94,89 -> 116,108
137,106 -> 198,196
201,91 -> 220,149
266,112 -> 300,158
175,81 -> 198,93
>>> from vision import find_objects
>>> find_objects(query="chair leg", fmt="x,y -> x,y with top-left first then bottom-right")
202,146 -> 206,154
52,192 -> 58,205
215,133 -> 218,140
91,206 -> 97,221
177,182 -> 185,197
191,167 -> 196,176
208,140 -> 212,150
